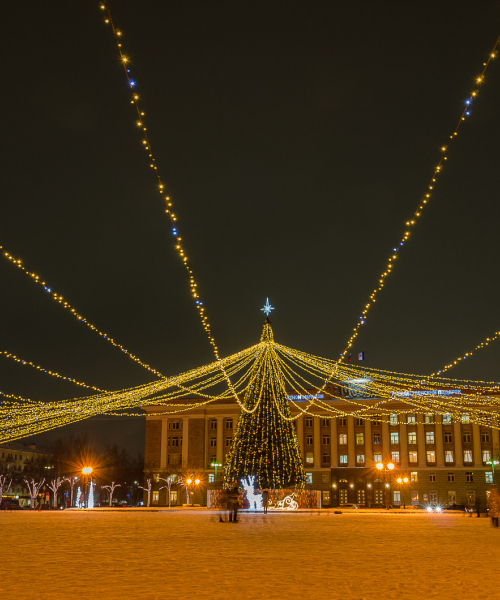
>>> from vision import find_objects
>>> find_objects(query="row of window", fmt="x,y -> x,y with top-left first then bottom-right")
167,419 -> 234,431
312,449 -> 492,466
305,414 -> 474,428
303,471 -> 493,486
306,432 -> 491,445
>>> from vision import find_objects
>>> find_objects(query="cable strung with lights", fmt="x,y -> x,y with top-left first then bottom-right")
431,329 -> 500,376
1,245 -> 164,378
336,35 -> 500,364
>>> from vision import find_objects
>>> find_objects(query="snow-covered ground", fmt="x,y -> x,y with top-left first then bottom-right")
1,509 -> 498,599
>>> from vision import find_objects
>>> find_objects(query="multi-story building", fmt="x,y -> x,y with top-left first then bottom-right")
143,390 -> 499,509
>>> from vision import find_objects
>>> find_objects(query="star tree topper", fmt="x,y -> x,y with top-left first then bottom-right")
261,298 -> 274,317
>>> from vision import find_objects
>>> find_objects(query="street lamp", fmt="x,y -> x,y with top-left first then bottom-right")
376,462 -> 394,510
184,477 -> 201,505
396,476 -> 409,509
82,467 -> 93,508
486,460 -> 499,484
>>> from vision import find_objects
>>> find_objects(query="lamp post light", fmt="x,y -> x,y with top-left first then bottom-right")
185,477 -> 201,505
376,462 -> 394,510
396,476 -> 409,509
82,467 -> 93,509
486,460 -> 499,484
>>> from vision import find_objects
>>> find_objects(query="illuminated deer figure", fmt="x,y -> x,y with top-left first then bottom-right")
241,476 -> 263,510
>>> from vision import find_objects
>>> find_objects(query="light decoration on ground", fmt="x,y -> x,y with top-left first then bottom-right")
88,481 -> 94,510
241,476 -> 263,510
333,35 -> 500,367
269,493 -> 299,511
101,482 -> 121,507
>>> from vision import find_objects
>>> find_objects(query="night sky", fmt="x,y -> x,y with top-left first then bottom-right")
2,1 -> 500,454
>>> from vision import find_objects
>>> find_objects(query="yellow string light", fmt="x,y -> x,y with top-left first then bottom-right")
337,36 -> 500,364
431,330 -> 500,376
1,245 -> 164,378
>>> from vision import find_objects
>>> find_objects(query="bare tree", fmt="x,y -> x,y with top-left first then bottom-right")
101,482 -> 121,507
159,474 -> 178,507
47,477 -> 65,507
138,478 -> 152,507
24,478 -> 45,509
0,475 -> 12,506
64,476 -> 79,507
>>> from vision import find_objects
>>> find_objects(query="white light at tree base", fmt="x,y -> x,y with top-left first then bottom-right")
269,493 -> 299,511
241,476 -> 263,510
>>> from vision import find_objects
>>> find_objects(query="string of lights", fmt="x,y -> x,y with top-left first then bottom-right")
98,2 -> 240,408
336,35 -> 500,365
1,245 -> 164,378
431,329 -> 500,376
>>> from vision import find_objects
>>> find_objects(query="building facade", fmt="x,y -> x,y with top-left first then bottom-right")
143,394 -> 499,509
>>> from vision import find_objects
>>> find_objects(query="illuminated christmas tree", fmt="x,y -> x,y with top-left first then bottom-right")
223,319 -> 305,490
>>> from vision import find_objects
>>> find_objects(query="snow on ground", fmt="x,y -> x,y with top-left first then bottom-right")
1,509 -> 498,600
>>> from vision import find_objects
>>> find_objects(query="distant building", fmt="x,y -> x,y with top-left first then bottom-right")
143,390 -> 498,509
0,441 -> 48,474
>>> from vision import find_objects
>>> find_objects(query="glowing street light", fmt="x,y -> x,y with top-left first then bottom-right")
376,462 -> 395,510
82,467 -> 93,508
397,476 -> 409,509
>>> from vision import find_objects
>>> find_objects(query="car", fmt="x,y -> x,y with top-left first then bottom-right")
338,503 -> 358,509
0,499 -> 24,510
442,504 -> 470,512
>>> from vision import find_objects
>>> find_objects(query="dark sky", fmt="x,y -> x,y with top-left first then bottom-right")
2,1 -> 500,454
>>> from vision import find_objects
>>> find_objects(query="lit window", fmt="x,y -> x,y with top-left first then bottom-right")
445,450 -> 454,463
393,491 -> 401,503
305,473 -> 313,484
425,414 -> 433,424
356,454 -> 365,464
464,450 -> 473,463
426,432 -> 435,444
391,451 -> 400,463
390,432 -> 399,444
427,451 -> 436,463
339,434 -> 347,445
442,414 -> 452,424
306,435 -> 313,445
447,472 -> 455,483
409,452 -> 418,463
208,474 -> 215,483
322,434 -> 330,445
466,472 -> 474,482
483,450 -> 491,463
486,472 -> 494,483
390,414 -> 398,425
410,471 -> 418,482
408,432 -> 417,444
152,491 -> 159,504
356,433 -> 364,445
411,490 -> 419,504
373,453 -> 382,462
407,414 -> 416,424
306,452 -> 314,464
339,454 -> 348,465
462,414 -> 470,424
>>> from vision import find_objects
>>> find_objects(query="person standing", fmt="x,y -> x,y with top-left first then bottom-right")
262,488 -> 269,514
226,483 -> 240,523
487,488 -> 500,528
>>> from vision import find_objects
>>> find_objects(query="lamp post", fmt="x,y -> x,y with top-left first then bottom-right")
82,467 -> 93,509
185,477 -> 200,505
396,476 -> 409,509
486,460 -> 499,484
376,462 -> 394,510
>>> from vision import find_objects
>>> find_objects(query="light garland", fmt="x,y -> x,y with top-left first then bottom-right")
337,35 -> 500,364
431,330 -> 500,376
1,245 -> 164,378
